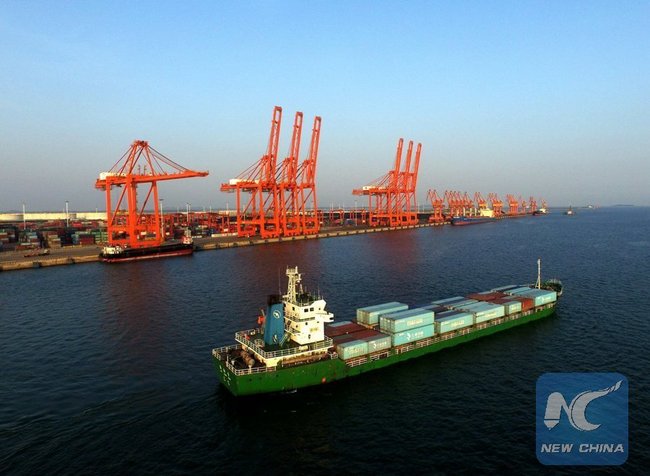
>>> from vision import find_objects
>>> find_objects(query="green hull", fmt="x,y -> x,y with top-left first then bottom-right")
213,306 -> 556,396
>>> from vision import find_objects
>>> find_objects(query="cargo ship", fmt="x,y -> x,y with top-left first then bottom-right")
99,232 -> 194,263
212,261 -> 562,396
451,216 -> 496,226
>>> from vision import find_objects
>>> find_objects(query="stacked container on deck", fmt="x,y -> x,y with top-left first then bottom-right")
326,320 -> 392,360
329,284 -> 557,361
378,308 -> 435,346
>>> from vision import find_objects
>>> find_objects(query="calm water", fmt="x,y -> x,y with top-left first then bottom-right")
2,208 -> 649,474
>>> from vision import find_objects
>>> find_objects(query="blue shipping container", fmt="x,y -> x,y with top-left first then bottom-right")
513,289 -> 557,306
363,334 -> 392,353
380,308 -> 435,333
435,312 -> 474,333
448,299 -> 480,310
336,340 -> 369,360
357,302 -> 409,325
432,296 -> 465,305
391,325 -> 435,346
499,300 -> 522,314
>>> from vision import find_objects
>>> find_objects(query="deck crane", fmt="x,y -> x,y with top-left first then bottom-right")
95,140 -> 208,249
221,106 -> 283,238
426,189 -> 445,223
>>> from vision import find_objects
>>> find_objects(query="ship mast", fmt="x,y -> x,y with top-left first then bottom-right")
285,266 -> 302,304
535,258 -> 542,289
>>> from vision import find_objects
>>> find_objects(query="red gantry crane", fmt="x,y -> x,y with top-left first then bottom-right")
221,106 -> 283,238
488,193 -> 504,216
353,138 -> 422,227
426,189 -> 445,223
221,106 -> 322,238
475,192 -> 488,212
295,116 -> 322,234
506,194 -> 520,215
95,140 -> 208,249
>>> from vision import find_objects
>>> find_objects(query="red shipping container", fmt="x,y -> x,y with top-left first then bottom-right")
510,296 -> 534,311
325,322 -> 366,338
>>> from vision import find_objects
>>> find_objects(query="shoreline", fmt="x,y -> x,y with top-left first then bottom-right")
0,223 -> 441,272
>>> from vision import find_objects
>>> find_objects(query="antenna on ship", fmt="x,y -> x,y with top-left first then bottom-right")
535,258 -> 542,289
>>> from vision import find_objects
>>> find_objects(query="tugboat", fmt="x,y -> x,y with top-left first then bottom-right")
564,206 -> 575,216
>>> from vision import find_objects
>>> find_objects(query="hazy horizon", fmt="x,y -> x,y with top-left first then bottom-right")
2,2 -> 648,211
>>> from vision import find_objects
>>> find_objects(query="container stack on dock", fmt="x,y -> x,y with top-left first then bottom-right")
0,228 -> 14,248
16,231 -> 40,250
42,231 -> 62,248
71,232 -> 96,246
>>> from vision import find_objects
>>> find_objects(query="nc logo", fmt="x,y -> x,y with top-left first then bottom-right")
544,380 -> 623,431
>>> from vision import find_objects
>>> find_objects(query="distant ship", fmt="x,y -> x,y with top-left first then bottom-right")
99,231 -> 194,263
451,209 -> 496,225
212,262 -> 562,396
451,216 -> 496,226
564,206 -> 575,216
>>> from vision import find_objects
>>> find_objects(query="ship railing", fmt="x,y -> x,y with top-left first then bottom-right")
220,357 -> 278,376
212,344 -> 241,359
369,351 -> 390,361
235,329 -> 333,359
345,356 -> 369,367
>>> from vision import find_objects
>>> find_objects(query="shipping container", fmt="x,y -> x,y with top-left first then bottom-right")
351,329 -> 385,340
447,299 -> 480,310
363,333 -> 392,353
380,308 -> 435,333
512,289 -> 557,306
432,296 -> 465,305
490,284 -> 519,292
336,339 -> 369,360
491,298 -> 522,314
504,286 -> 534,295
325,321 -> 366,338
419,304 -> 448,314
356,302 -> 408,325
332,334 -> 361,345
460,302 -> 506,323
435,312 -> 474,333
509,296 -> 535,311
391,325 -> 435,346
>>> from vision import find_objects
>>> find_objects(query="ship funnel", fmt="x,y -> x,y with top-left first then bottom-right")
264,294 -> 285,346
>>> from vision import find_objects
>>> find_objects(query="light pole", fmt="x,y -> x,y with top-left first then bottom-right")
22,202 -> 26,230
186,203 -> 191,226
65,200 -> 69,227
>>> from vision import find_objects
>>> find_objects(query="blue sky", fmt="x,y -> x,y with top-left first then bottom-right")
1,1 -> 648,211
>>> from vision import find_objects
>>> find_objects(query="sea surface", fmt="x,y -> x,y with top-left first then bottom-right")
1,207 -> 649,475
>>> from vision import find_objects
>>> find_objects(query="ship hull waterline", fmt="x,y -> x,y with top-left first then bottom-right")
100,243 -> 194,263
213,305 -> 556,396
